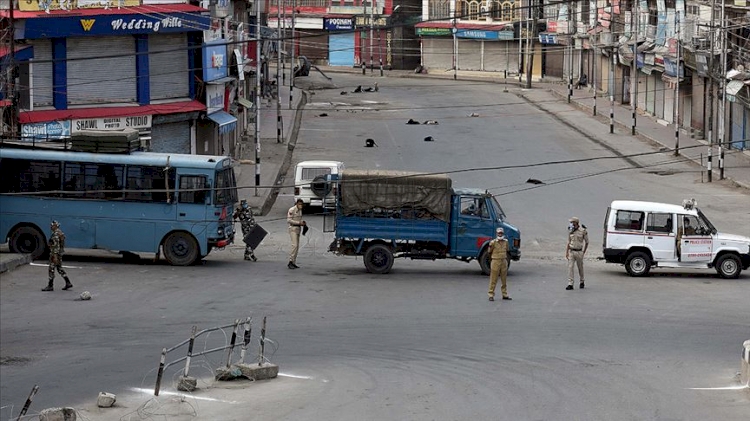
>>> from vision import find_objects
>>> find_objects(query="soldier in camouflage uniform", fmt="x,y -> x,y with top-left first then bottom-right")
43,220 -> 73,292
233,199 -> 258,261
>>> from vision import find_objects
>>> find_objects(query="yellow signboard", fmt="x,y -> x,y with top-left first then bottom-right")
20,0 -> 140,12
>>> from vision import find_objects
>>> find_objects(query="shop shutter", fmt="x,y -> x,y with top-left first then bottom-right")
149,34 -> 189,100
150,122 -> 191,154
654,76 -> 665,119
31,39 -> 53,107
298,31 -> 328,63
67,36 -> 137,105
483,41 -> 516,73
422,38 -> 453,71
329,33 -> 355,66
544,44 -> 564,78
457,39 -> 481,71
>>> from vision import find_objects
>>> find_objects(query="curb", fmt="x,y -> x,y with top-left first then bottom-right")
259,90 -> 309,217
742,340 -> 750,390
0,253 -> 33,274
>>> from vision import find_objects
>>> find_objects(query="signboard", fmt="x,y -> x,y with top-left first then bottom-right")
663,57 -> 684,77
21,121 -> 71,140
416,27 -> 452,37
203,40 -> 228,82
20,0 -> 139,12
22,11 -> 210,39
355,16 -> 388,28
547,20 -> 557,32
694,52 -> 708,77
539,33 -> 558,44
456,29 -> 513,41
324,17 -> 354,31
206,84 -> 226,115
72,115 -> 151,133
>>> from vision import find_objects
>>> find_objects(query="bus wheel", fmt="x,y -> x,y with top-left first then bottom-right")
9,226 -> 47,260
163,232 -> 199,266
364,244 -> 394,274
715,254 -> 741,279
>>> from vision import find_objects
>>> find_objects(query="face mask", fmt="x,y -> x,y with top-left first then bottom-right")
568,223 -> 575,231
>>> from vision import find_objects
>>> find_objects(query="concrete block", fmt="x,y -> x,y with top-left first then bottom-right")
96,392 -> 116,408
39,407 -> 76,421
236,362 -> 279,381
741,340 -> 750,388
177,376 -> 198,391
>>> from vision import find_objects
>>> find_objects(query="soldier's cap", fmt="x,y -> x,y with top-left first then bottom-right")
569,217 -> 580,223
50,220 -> 59,227
496,227 -> 504,234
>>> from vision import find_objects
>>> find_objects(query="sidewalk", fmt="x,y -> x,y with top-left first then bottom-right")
0,245 -> 32,274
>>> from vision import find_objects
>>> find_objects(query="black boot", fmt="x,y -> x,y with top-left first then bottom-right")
42,280 -> 54,292
62,277 -> 73,290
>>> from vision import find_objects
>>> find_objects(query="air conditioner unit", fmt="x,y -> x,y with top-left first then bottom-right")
692,37 -> 709,51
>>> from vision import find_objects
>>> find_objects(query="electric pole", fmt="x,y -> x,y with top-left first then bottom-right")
631,0 -> 638,135
254,2 -> 261,195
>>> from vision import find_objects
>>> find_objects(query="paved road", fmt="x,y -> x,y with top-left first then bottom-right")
1,74 -> 748,420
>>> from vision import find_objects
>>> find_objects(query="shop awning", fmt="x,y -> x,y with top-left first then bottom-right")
236,97 -> 254,110
19,100 -> 206,124
207,111 -> 237,135
0,45 -> 33,61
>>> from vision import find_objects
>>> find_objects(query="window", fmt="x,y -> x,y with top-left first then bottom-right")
681,215 -> 710,236
301,167 -> 332,180
460,197 -> 489,219
428,0 -> 451,19
1,159 -> 61,195
646,212 -> 673,233
615,210 -> 644,231
179,175 -> 209,204
63,162 -> 124,199
214,168 -> 238,206
125,166 -> 175,203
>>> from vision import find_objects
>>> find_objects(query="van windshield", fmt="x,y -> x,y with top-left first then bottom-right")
491,197 -> 506,221
696,208 -> 717,234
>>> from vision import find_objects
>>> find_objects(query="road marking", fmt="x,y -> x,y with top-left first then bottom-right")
687,385 -> 748,391
130,387 -> 239,403
278,372 -> 314,380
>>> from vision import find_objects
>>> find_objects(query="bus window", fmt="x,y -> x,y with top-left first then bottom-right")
0,159 -> 60,195
179,175 -> 209,204
125,166 -> 175,202
214,168 -> 237,206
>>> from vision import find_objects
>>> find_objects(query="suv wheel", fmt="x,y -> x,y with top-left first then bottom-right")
625,252 -> 652,277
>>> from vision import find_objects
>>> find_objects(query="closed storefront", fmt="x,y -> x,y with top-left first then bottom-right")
654,76 -> 665,120
299,31 -> 328,64
31,39 -> 53,107
544,44 -> 564,79
663,77 -> 675,124
329,33 -> 355,66
67,36 -> 137,105
149,34 -> 189,100
150,121 -> 191,153
422,38 -> 453,71
730,102 -> 747,150
457,39 -> 481,71
482,41 -> 516,73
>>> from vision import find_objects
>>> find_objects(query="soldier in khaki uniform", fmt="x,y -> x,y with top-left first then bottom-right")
565,217 -> 589,290
43,220 -> 73,292
286,199 -> 306,269
488,227 -> 511,301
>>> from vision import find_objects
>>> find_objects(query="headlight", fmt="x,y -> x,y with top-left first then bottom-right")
218,227 -> 224,236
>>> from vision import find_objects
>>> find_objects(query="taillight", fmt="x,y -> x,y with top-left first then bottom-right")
294,187 -> 300,195
513,238 -> 520,248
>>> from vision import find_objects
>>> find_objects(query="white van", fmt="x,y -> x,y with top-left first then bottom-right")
293,160 -> 344,210
603,199 -> 750,278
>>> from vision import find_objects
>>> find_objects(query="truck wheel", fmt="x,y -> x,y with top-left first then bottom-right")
163,232 -> 199,266
9,226 -> 47,260
625,252 -> 651,277
715,254 -> 741,279
479,251 -> 510,276
364,244 -> 394,274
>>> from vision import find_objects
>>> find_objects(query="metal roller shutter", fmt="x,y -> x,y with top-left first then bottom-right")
483,41 -> 516,73
422,38 -> 453,71
654,76 -> 665,119
150,122 -> 191,154
298,31 -> 328,63
457,39 -> 481,71
149,34 -> 189,100
31,39 -> 53,107
67,36 -> 137,105
544,44 -> 564,78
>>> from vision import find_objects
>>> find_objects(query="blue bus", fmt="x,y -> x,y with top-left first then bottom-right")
0,148 -> 238,265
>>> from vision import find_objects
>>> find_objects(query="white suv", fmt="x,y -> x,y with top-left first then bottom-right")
293,160 -> 344,210
603,199 -> 750,278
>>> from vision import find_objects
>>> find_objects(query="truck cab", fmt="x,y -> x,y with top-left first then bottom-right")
451,189 -> 521,273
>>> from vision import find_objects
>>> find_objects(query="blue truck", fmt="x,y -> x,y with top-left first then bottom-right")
324,170 -> 521,274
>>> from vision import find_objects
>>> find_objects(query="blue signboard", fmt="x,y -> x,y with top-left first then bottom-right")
203,40 -> 229,82
664,57 -> 684,78
456,29 -> 501,40
22,12 -> 210,39
538,33 -> 558,44
636,53 -> 644,69
21,121 -> 71,140
324,18 -> 354,31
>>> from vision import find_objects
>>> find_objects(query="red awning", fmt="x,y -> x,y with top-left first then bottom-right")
0,4 -> 207,19
414,21 -> 512,31
19,100 -> 206,124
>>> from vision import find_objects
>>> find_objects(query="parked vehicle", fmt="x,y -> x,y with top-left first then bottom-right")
323,170 -> 520,274
603,199 -> 750,278
0,147 -> 238,265
293,160 -> 344,211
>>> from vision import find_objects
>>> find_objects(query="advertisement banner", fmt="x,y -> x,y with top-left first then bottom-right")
22,10 -> 210,39
206,84 -> 225,115
203,40 -> 229,82
72,115 -> 151,133
20,0 -> 139,12
416,27 -> 452,36
324,18 -> 354,31
21,121 -> 71,140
